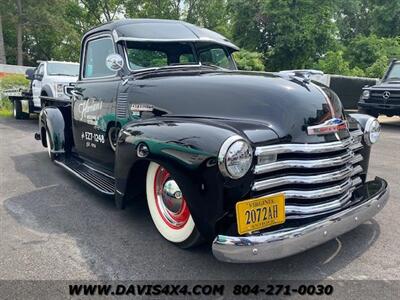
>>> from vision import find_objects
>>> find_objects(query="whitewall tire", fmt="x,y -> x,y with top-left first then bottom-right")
146,162 -> 202,247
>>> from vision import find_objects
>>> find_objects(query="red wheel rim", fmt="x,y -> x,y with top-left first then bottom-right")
153,166 -> 190,229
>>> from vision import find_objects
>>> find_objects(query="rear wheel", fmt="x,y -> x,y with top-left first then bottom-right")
45,129 -> 55,161
146,162 -> 202,248
108,126 -> 120,151
13,100 -> 29,120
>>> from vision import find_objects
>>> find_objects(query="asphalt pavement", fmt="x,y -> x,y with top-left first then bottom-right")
0,116 -> 399,281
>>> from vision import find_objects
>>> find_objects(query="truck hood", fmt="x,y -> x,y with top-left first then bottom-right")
127,71 -> 346,143
369,81 -> 400,90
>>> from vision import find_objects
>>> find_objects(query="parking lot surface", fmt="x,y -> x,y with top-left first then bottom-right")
0,116 -> 399,280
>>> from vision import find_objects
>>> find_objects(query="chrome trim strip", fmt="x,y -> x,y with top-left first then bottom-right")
351,165 -> 363,177
255,138 -> 352,156
349,142 -> 363,151
212,180 -> 389,263
352,176 -> 362,187
286,189 -> 353,217
254,151 -> 354,174
351,154 -> 363,165
350,129 -> 363,137
252,177 -> 356,198
117,37 -> 215,42
252,165 -> 353,191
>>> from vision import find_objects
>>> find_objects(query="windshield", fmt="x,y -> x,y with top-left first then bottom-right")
47,63 -> 79,76
125,41 -> 236,71
385,63 -> 400,81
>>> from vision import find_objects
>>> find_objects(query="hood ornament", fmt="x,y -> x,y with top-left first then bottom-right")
278,69 -> 324,84
307,118 -> 348,135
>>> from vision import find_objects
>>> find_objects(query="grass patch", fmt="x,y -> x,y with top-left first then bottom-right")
0,109 -> 12,117
0,74 -> 29,118
0,98 -> 12,117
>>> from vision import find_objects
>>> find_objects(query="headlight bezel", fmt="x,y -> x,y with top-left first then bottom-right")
362,90 -> 370,99
218,135 -> 253,179
55,83 -> 64,93
364,117 -> 381,146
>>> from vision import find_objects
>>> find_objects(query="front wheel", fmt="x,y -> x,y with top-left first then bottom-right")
146,162 -> 203,248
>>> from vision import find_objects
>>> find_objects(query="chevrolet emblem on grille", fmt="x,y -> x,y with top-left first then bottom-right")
307,118 -> 348,135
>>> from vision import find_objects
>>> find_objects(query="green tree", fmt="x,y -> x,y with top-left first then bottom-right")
228,0 -> 265,51
334,0 -> 373,42
233,50 -> 264,71
22,0 -> 82,64
365,55 -> 389,78
80,0 -> 125,23
185,0 -> 231,36
228,0 -> 337,71
314,50 -> 365,76
125,0 -> 182,19
344,35 -> 400,70
262,0 -> 337,71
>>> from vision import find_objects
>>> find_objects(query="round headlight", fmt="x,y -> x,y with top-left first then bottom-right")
364,118 -> 381,145
218,136 -> 253,179
362,90 -> 370,99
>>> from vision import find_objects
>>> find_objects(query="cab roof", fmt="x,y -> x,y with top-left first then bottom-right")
84,19 -> 239,51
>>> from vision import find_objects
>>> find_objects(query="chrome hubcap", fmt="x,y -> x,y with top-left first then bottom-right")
154,167 -> 189,229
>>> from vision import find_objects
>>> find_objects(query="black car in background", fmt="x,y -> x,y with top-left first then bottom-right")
358,59 -> 400,117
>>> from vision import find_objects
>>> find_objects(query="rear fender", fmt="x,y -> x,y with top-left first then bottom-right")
39,107 -> 65,154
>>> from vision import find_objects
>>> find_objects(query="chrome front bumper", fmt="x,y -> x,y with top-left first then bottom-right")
212,178 -> 389,263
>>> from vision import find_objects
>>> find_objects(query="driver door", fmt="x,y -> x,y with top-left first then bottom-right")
72,34 -> 119,170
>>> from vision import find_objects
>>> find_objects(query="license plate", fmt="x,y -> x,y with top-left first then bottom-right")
236,193 -> 285,235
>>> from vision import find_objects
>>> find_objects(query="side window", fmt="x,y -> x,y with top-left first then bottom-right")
84,37 -> 115,78
37,64 -> 44,76
179,53 -> 195,64
199,48 -> 232,69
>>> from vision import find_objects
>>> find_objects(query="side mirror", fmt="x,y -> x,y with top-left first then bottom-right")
25,68 -> 35,80
106,54 -> 124,72
34,73 -> 43,81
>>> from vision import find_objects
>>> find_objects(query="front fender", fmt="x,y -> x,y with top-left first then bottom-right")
347,113 -> 375,180
41,84 -> 54,97
39,107 -> 65,154
114,118 -> 254,239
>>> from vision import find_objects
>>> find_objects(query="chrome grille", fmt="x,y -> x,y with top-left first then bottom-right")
367,90 -> 400,104
252,129 -> 364,219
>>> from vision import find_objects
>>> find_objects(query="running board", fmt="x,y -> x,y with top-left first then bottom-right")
54,157 -> 115,195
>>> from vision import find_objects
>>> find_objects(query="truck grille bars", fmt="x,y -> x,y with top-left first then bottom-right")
252,129 -> 364,219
